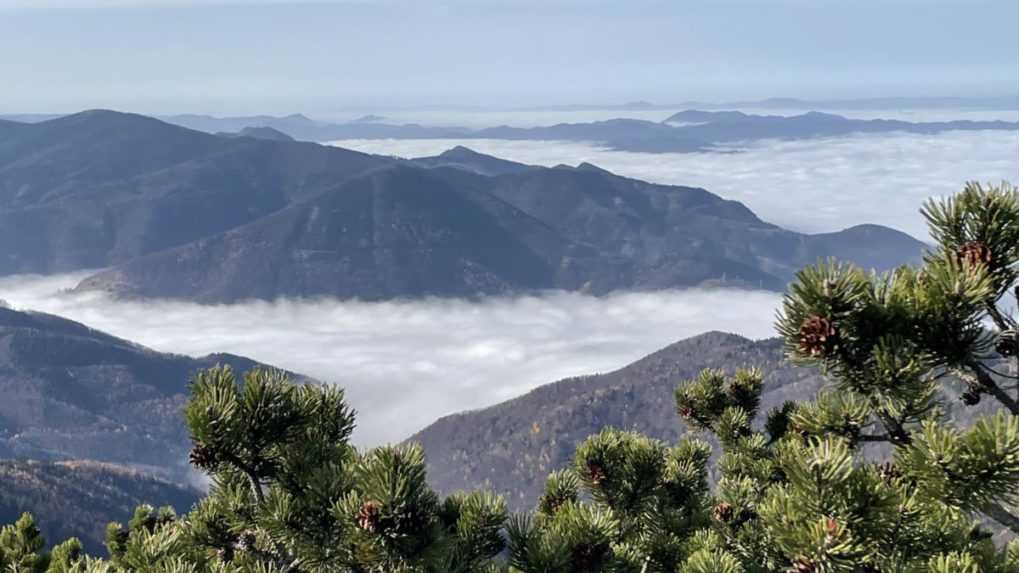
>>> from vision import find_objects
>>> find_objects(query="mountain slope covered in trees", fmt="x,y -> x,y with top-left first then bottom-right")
0,460 -> 199,555
411,330 -> 992,509
411,332 -> 807,507
74,158 -> 925,302
0,110 -> 392,275
1,110 -> 924,302
0,305 -> 304,472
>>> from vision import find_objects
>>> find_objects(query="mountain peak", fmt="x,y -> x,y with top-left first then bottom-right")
664,109 -> 749,124
234,126 -> 295,142
439,145 -> 486,158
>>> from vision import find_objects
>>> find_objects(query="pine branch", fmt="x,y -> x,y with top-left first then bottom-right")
219,450 -> 266,504
867,397 -> 913,446
982,501 -> 1019,534
856,434 -> 891,443
985,302 -> 1015,331
968,361 -> 1019,415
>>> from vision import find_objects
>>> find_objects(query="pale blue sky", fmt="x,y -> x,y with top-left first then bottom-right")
1,0 -> 1016,115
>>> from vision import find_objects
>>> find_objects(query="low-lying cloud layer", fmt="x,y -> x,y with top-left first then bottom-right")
0,273 -> 781,446
329,130 -> 1019,240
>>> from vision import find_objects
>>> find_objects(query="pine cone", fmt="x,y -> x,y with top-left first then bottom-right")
570,542 -> 609,570
188,443 -> 217,470
712,502 -> 734,523
961,379 -> 983,405
961,389 -> 981,405
539,492 -> 570,515
357,500 -> 382,533
824,517 -> 839,540
960,241 -> 993,267
842,421 -> 861,447
216,546 -> 234,563
997,329 -> 1019,357
586,461 -> 607,486
789,557 -> 817,573
798,316 -> 839,357
877,462 -> 902,483
236,531 -> 257,552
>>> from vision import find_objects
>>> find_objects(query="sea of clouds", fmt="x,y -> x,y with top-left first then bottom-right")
328,130 -> 1019,240
0,273 -> 781,446
6,116 -> 1016,448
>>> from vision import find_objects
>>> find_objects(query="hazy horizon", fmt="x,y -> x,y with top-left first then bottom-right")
2,0 -> 1017,115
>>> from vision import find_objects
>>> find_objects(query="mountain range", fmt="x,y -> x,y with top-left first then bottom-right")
73,154 -> 923,302
8,107 -> 1018,155
160,108 -> 1019,153
0,106 -> 1011,552
0,110 -> 392,276
0,110 -> 926,303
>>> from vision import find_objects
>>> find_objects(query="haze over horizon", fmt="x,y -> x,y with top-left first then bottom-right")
2,0 -> 1017,115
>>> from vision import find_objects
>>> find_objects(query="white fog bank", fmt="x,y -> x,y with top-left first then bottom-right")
0,273 -> 781,446
328,130 -> 1019,240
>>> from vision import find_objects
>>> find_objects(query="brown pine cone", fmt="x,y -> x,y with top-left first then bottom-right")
960,241 -> 993,267
789,557 -> 817,573
824,516 -> 839,540
713,502 -> 734,523
587,461 -> 607,486
357,500 -> 383,533
798,316 -> 839,357
188,443 -> 217,470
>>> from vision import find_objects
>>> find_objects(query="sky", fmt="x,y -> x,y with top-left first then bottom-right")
1,0 -> 1017,115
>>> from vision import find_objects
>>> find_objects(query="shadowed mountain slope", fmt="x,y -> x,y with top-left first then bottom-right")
0,110 -> 392,274
75,159 -> 926,302
0,305 -> 304,471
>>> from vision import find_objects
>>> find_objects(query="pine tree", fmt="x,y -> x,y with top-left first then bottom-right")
670,181 -> 1019,571
507,430 -> 711,572
179,366 -> 506,572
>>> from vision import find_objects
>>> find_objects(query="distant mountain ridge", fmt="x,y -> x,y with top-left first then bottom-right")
0,109 -> 926,302
0,110 -> 393,275
147,108 -> 1019,153
216,126 -> 296,142
73,149 -> 926,302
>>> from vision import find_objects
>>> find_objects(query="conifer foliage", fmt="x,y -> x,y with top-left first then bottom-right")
3,181 -> 1019,572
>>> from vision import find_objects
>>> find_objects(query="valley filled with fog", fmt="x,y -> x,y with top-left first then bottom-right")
0,273 -> 781,445
329,127 -> 1019,240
